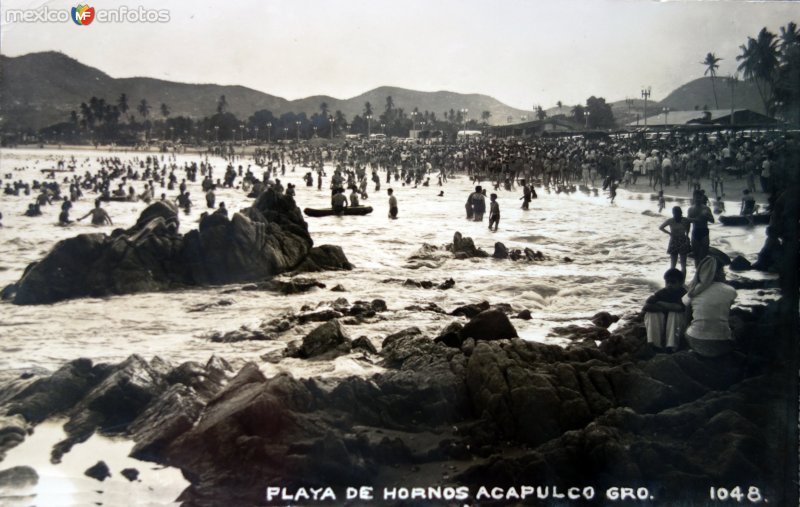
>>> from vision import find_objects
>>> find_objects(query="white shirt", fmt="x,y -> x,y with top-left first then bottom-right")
682,282 -> 737,341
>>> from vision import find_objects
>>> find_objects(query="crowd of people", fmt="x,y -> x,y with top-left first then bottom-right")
3,128 -> 792,360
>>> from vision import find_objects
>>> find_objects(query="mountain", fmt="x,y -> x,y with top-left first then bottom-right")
0,52 -> 531,131
658,76 -> 766,114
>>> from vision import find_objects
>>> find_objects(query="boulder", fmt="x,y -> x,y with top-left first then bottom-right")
293,245 -> 353,273
730,255 -> 752,271
459,309 -> 518,341
295,320 -> 352,359
120,468 -> 140,482
84,461 -> 111,481
591,311 -> 620,329
450,232 -> 489,258
493,242 -> 509,259
517,309 -> 533,320
450,301 -> 490,318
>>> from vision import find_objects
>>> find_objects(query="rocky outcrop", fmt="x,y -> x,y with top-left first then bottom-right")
10,190 -> 348,304
0,300 -> 793,506
449,232 -> 489,259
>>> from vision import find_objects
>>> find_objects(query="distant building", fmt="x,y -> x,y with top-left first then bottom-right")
490,118 -> 578,138
627,109 -> 778,128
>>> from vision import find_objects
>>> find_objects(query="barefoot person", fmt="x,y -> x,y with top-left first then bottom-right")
387,188 -> 398,219
78,199 -> 113,226
659,206 -> 691,273
688,192 -> 715,267
488,193 -> 500,231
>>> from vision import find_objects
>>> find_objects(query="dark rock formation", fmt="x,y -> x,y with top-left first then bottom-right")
459,309 -> 518,342
84,461 -> 111,481
591,311 -> 620,329
492,242 -> 509,259
11,190 -> 353,305
287,320 -> 353,360
120,468 -> 140,482
450,301 -> 490,318
517,309 -> 533,320
449,232 -> 489,259
292,245 -> 353,273
730,255 -> 752,271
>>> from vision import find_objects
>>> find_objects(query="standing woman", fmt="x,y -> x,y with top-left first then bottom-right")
659,206 -> 692,272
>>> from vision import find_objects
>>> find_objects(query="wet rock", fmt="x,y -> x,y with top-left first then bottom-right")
563,256 -> 574,263
7,358 -> 101,423
449,232 -> 489,258
459,309 -> 518,341
120,468 -> 140,482
292,320 -> 352,360
450,301 -> 490,318
84,461 -> 111,481
404,302 -> 446,313
551,324 -> 611,341
730,255 -> 752,271
493,242 -> 509,259
0,466 -> 38,489
591,311 -> 620,329
293,244 -> 353,273
524,248 -> 546,261
263,277 -> 326,294
517,309 -> 533,320
296,308 -> 344,324
330,284 -> 347,292
1,283 -> 17,301
188,299 -> 234,312
352,336 -> 378,355
208,327 -> 269,343
438,278 -> 455,290
434,321 -> 464,348
130,384 -> 206,461
0,415 -> 29,460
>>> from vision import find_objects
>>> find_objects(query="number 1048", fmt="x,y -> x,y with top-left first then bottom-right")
709,486 -> 765,503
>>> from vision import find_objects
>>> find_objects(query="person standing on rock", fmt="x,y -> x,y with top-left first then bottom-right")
387,188 -> 398,219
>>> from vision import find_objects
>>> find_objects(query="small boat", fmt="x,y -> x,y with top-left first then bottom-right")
304,206 -> 373,217
719,213 -> 771,226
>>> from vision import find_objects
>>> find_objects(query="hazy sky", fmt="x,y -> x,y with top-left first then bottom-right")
1,0 -> 797,110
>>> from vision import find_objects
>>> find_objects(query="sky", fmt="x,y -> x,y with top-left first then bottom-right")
1,0 -> 797,110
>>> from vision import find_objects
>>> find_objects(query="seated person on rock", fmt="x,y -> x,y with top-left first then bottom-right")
682,256 -> 737,358
642,268 -> 687,352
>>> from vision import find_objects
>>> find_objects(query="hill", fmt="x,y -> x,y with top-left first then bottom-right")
658,76 -> 766,114
0,52 -> 531,130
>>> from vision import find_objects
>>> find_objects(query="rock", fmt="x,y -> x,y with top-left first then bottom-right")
269,278 -> 326,294
352,337 -> 378,355
0,415 -> 29,460
120,468 -> 140,482
438,278 -> 455,290
517,309 -> 533,320
293,244 -> 353,273
563,256 -> 574,263
0,466 -> 38,490
434,321 -> 464,348
294,320 -> 352,359
371,299 -> 387,312
450,232 -> 489,258
13,189 -> 320,304
591,311 -> 620,329
524,248 -> 545,261
459,309 -> 518,341
330,284 -> 347,292
403,279 -> 421,288
730,255 -> 752,271
188,299 -> 234,312
551,324 -> 611,341
405,302 -> 446,313
1,283 -> 17,301
84,461 -> 111,481
493,242 -> 509,259
450,301 -> 490,318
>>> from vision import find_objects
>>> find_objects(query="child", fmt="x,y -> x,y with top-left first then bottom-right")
713,195 -> 725,215
642,268 -> 687,352
657,190 -> 665,213
488,193 -> 500,231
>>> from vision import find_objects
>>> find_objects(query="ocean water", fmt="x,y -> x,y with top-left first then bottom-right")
0,147 -> 776,378
0,146 -> 779,505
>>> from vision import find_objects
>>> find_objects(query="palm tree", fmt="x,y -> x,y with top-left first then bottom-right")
137,99 -> 151,120
737,27 -> 780,114
363,101 -> 373,116
217,95 -> 228,115
160,103 -> 170,119
481,110 -> 491,124
117,93 -> 129,121
779,22 -> 799,53
385,96 -> 394,112
556,100 -> 563,112
702,52 -> 722,109
320,102 -> 329,117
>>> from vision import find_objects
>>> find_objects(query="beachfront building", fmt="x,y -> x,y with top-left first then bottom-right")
489,117 -> 578,138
